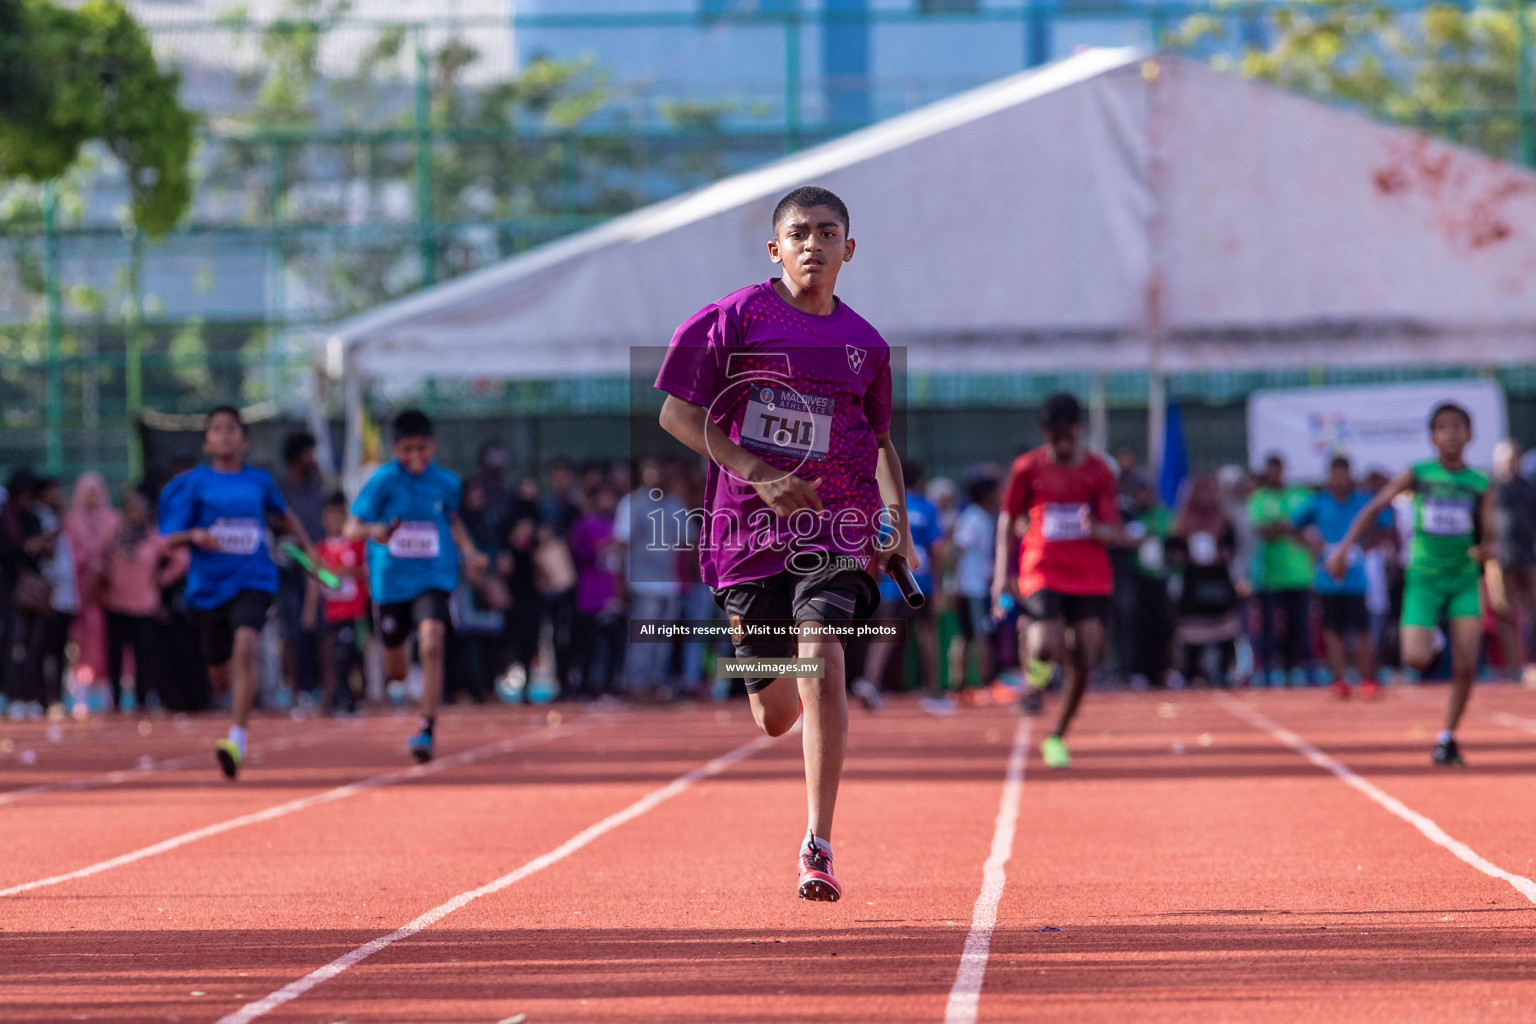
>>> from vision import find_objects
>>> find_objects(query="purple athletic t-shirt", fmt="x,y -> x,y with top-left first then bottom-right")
654,279 -> 892,588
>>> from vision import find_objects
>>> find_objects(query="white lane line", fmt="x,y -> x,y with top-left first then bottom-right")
944,717 -> 1032,1024
1395,684 -> 1536,737
216,731 -> 782,1024
1221,697 -> 1536,904
1490,710 -> 1536,737
0,724 -> 361,808
0,726 -> 567,898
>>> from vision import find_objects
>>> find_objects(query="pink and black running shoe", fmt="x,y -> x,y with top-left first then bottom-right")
797,838 -> 841,902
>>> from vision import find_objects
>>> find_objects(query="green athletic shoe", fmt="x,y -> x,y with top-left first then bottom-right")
215,739 -> 242,780
1041,734 -> 1071,769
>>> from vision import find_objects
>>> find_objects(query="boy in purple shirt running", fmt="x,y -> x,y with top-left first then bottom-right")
655,186 -> 916,902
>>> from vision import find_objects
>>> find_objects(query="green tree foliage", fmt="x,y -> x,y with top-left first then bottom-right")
1176,1 -> 1534,161
0,0 -> 196,235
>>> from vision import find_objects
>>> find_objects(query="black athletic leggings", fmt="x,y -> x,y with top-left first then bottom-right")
106,610 -> 156,710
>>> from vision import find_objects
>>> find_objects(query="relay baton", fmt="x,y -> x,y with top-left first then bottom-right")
886,553 -> 926,609
280,542 -> 342,590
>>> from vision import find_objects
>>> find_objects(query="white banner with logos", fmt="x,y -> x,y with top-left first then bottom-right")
1247,380 -> 1508,482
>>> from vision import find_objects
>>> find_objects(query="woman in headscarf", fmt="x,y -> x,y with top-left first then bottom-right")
103,487 -> 185,712
64,473 -> 119,691
1166,473 -> 1244,687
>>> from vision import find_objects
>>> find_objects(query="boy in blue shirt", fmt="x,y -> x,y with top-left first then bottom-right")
1293,454 -> 1392,699
346,410 -> 486,763
159,406 -> 318,779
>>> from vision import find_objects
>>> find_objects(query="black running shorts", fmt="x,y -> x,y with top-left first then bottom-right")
712,560 -> 880,694
374,589 -> 453,650
192,590 -> 273,668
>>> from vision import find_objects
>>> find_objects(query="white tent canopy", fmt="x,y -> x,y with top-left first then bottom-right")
326,46 -> 1536,385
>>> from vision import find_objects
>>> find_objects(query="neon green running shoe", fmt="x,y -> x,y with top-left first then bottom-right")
215,739 -> 242,780
1026,658 -> 1054,692
1041,734 -> 1071,769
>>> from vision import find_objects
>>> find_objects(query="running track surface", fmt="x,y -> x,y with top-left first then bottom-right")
4,686 -> 1536,1023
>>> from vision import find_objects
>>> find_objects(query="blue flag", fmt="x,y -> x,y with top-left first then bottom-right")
1159,400 -> 1189,509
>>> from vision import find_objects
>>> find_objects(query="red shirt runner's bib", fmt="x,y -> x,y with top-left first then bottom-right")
317,537 -> 369,623
1001,447 -> 1119,597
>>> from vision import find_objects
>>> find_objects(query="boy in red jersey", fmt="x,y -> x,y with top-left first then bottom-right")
305,493 -> 369,715
992,393 -> 1121,768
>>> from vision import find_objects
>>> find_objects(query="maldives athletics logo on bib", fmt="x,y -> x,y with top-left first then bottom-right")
846,345 -> 867,374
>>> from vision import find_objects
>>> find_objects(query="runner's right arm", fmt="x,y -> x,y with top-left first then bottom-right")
157,476 -> 218,550
344,469 -> 399,545
991,461 -> 1026,619
1327,468 -> 1413,580
658,395 -> 824,515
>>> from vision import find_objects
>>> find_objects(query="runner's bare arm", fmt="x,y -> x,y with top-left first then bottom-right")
658,394 -> 823,515
163,528 -> 217,551
1327,467 -> 1413,579
873,431 -> 916,574
449,511 -> 489,576
279,510 -> 318,561
344,515 -> 397,545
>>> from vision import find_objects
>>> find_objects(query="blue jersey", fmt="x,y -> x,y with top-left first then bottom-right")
157,464 -> 288,610
878,492 -> 942,602
1292,490 -> 1389,595
351,461 -> 463,604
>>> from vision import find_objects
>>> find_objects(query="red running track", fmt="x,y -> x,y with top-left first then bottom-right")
2,685 -> 1536,1023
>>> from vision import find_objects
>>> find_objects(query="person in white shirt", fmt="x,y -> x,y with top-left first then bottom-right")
948,476 -> 1001,701
614,457 -> 687,701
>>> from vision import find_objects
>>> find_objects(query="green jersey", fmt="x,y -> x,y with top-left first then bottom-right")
1126,504 -> 1173,579
1248,485 -> 1314,591
1408,459 -> 1487,584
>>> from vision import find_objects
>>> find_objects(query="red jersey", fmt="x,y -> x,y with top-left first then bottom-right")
317,537 -> 369,623
1001,447 -> 1119,597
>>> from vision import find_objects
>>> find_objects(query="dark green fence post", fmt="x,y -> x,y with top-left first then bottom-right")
43,180 -> 63,475
127,230 -> 145,481
785,10 -> 802,153
415,22 -> 436,286
1520,0 -> 1534,168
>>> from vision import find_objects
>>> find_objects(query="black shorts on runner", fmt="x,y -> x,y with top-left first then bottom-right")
1319,593 -> 1369,635
374,590 -> 453,650
712,560 -> 880,694
955,595 -> 995,641
1021,589 -> 1110,625
192,589 -> 273,668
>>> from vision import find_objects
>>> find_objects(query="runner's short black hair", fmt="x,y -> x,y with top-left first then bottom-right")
967,476 -> 999,505
1330,454 -> 1351,472
1038,392 -> 1082,433
206,405 -> 246,436
772,186 -> 850,235
283,430 -> 316,466
1429,402 -> 1472,430
392,409 -> 434,440
325,490 -> 348,509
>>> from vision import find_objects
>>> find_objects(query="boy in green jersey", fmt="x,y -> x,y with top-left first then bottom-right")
1329,403 -> 1496,766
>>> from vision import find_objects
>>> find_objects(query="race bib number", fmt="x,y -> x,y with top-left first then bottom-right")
388,521 -> 441,559
209,519 -> 260,556
1423,498 -> 1473,537
1189,531 -> 1218,566
741,388 -> 833,460
1041,503 -> 1090,542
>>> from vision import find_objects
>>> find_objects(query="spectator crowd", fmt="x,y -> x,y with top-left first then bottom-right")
5,430 -> 1536,720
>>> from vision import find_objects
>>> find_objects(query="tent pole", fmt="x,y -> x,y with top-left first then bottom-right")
1089,373 -> 1108,454
1144,57 -> 1168,481
343,351 -> 365,497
